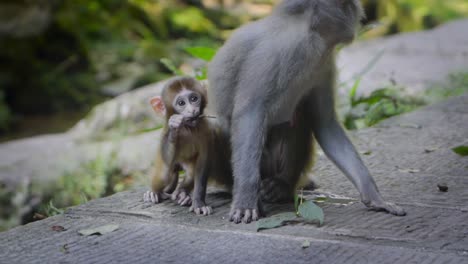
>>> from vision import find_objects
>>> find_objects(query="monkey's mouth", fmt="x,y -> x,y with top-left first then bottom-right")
185,116 -> 201,127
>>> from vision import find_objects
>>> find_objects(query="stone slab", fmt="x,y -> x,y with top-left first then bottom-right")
1,95 -> 468,263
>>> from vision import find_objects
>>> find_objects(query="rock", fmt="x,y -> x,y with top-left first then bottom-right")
337,19 -> 468,97
1,94 -> 468,263
68,81 -> 166,141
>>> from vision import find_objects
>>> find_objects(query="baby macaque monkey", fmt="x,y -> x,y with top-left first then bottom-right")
143,76 -> 231,215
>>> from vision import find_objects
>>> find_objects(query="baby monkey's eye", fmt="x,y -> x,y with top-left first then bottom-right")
177,100 -> 186,106
190,95 -> 198,102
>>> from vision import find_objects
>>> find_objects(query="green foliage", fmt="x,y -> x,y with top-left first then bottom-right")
159,46 -> 217,80
1,0 -> 231,133
160,58 -> 184,76
361,0 -> 468,37
38,152 -> 133,215
452,146 -> 468,157
185,47 -> 217,61
426,72 -> 468,102
341,49 -> 425,130
41,201 -> 65,217
344,85 -> 426,130
294,193 -> 299,213
169,7 -> 217,36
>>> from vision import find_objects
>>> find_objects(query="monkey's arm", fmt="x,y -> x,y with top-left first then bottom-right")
162,132 -> 177,164
308,87 -> 405,216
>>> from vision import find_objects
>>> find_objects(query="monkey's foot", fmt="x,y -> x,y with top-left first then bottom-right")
143,191 -> 170,204
364,199 -> 406,216
189,202 -> 212,216
229,207 -> 263,224
260,178 -> 292,203
171,189 -> 192,206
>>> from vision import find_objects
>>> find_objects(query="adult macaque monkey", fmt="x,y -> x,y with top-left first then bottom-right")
208,0 -> 406,223
143,76 -> 231,215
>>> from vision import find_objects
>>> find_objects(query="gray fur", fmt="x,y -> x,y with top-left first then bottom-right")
208,0 -> 404,224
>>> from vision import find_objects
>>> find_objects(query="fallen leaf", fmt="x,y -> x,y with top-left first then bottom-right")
51,226 -> 66,232
301,240 -> 311,249
399,168 -> 420,173
298,201 -> 324,226
78,224 -> 119,236
452,145 -> 468,156
362,151 -> 372,155
399,123 -> 422,129
256,212 -> 297,232
33,213 -> 46,220
60,244 -> 69,254
424,147 -> 438,153
313,197 -> 328,203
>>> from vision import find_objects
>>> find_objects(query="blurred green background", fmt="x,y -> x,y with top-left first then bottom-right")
1,0 -> 468,141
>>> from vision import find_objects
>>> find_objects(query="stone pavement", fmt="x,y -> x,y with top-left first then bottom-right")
1,95 -> 467,264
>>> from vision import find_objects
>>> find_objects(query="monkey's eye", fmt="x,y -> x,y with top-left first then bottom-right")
177,100 -> 186,106
189,95 -> 198,102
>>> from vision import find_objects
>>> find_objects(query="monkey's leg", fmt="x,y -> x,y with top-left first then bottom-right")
189,152 -> 212,215
229,108 -> 267,223
308,87 -> 406,216
143,163 -> 178,204
172,165 -> 194,206
260,107 -> 313,203
164,164 -> 182,194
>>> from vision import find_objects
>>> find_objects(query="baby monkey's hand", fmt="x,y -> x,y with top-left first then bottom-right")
169,114 -> 185,130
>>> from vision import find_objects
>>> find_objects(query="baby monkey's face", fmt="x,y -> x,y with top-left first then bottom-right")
172,89 -> 203,119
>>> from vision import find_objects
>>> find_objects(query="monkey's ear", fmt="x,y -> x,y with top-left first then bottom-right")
280,0 -> 310,14
149,96 -> 166,116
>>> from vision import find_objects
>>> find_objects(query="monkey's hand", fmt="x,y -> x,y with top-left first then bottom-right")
171,188 -> 192,206
362,196 -> 406,216
189,201 -> 213,216
143,191 -> 170,204
169,114 -> 185,130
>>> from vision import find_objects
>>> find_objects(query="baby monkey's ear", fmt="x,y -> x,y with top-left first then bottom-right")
149,96 -> 166,116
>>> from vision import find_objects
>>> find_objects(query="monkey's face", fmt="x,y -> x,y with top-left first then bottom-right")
309,0 -> 364,45
172,89 -> 203,120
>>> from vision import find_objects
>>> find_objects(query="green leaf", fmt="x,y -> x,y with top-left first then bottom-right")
452,145 -> 468,156
313,197 -> 328,203
185,47 -> 216,61
78,224 -> 119,236
195,67 -> 208,80
298,200 -> 324,226
294,193 -> 299,213
349,78 -> 361,106
256,212 -> 297,232
160,58 -> 182,75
